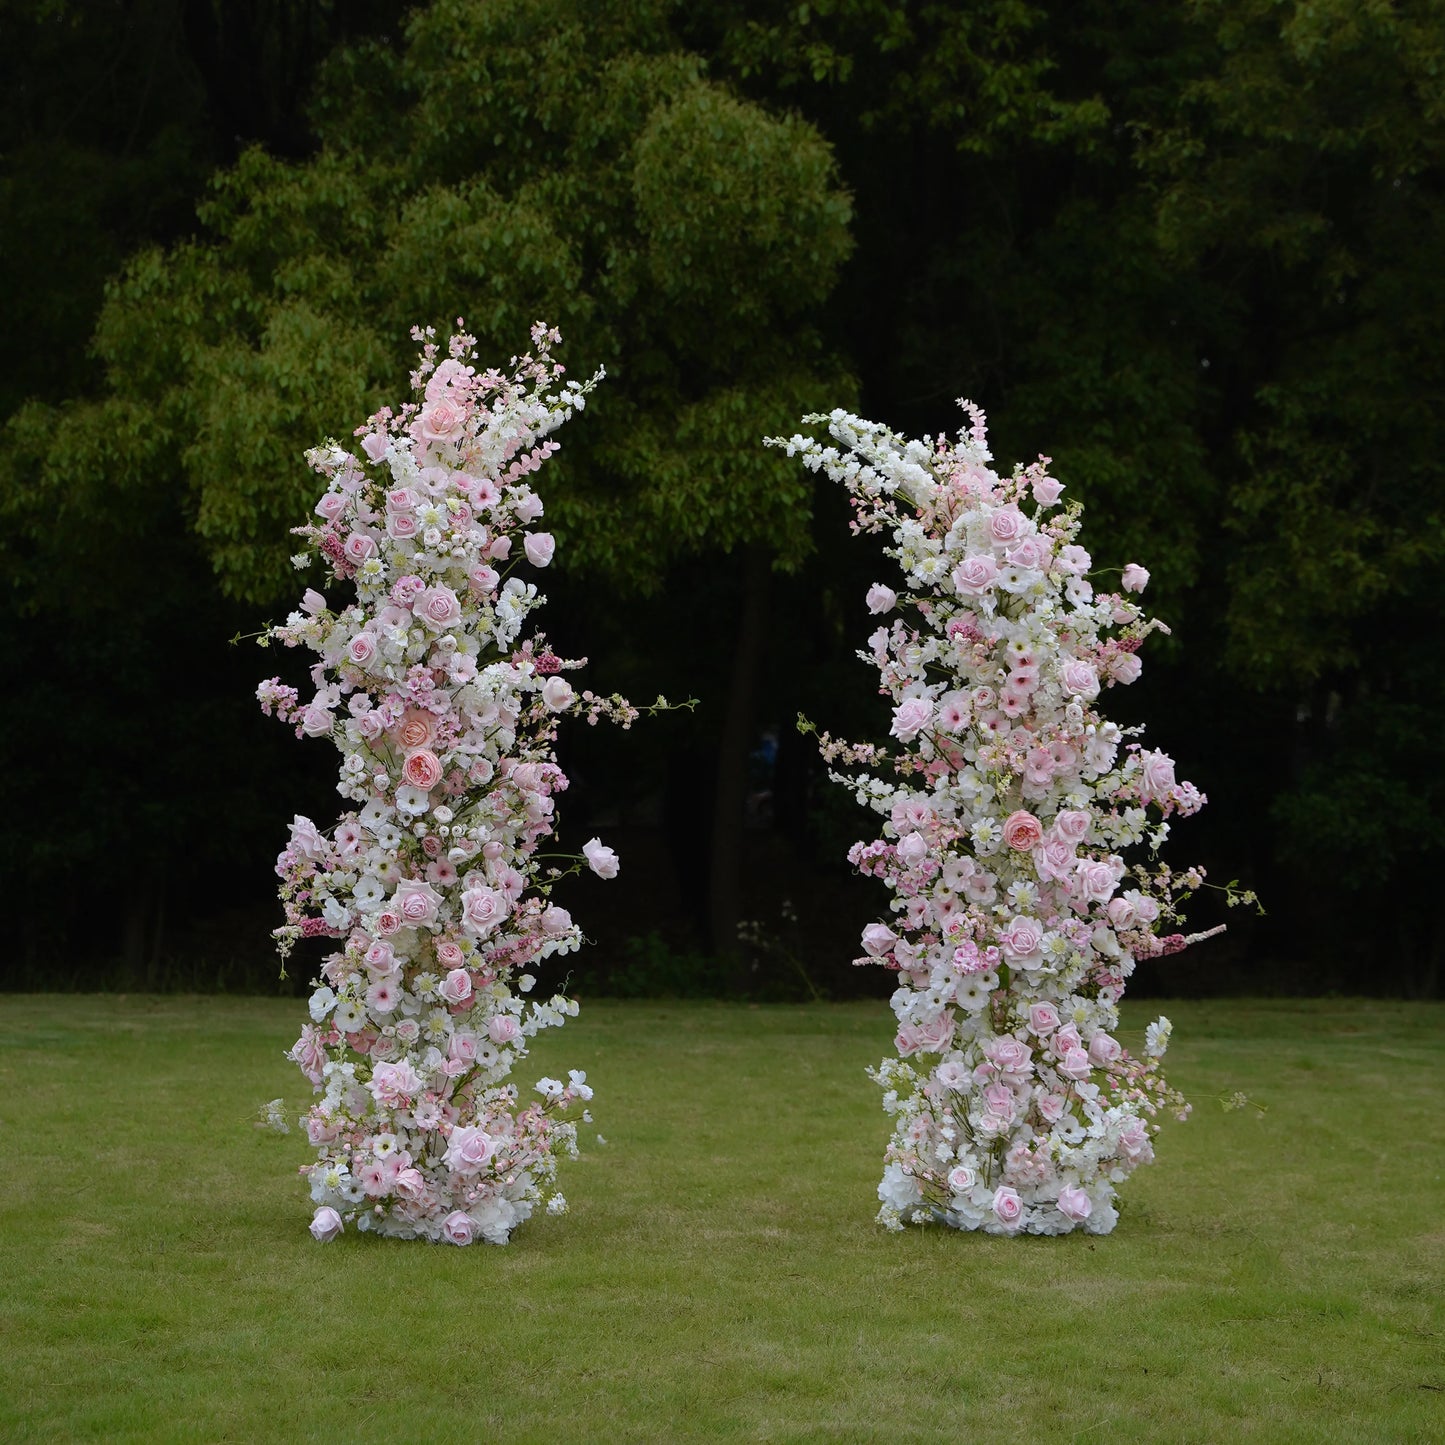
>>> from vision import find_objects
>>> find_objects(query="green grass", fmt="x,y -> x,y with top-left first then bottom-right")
0,996 -> 1440,1443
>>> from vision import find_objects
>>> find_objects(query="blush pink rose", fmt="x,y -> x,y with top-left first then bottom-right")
523,532 -> 556,567
1060,659 -> 1100,698
1058,1046 -> 1092,1080
861,923 -> 898,957
1032,475 -> 1064,506
541,677 -> 574,712
417,586 -> 461,631
444,1126 -> 497,1175
1139,749 -> 1177,801
488,1014 -> 521,1045
361,431 -> 390,463
1057,1184 -> 1092,1222
947,1163 -> 978,1193
309,1206 -> 343,1242
989,507 -> 1025,544
435,939 -> 465,969
441,1210 -> 474,1245
890,697 -> 933,743
583,837 -> 620,879
1054,809 -> 1091,842
1027,1002 -> 1061,1035
866,583 -> 897,614
343,531 -> 377,564
1089,1033 -> 1122,1066
951,555 -> 999,595
460,885 -> 509,937
1002,810 -> 1043,851
541,905 -> 573,935
438,968 -> 473,1006
418,398 -> 465,444
346,632 -> 377,666
315,492 -> 346,522
392,878 -> 443,928
1121,563 -> 1150,593
991,1186 -> 1024,1228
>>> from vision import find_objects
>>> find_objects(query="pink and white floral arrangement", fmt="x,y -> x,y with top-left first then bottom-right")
768,405 -> 1230,1235
259,322 -> 640,1246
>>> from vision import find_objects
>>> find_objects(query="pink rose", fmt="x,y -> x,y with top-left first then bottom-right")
541,905 -> 573,935
402,748 -> 443,792
417,586 -> 461,631
395,710 -> 435,751
1060,659 -> 1100,698
1121,563 -> 1150,593
369,1059 -> 425,1106
394,1167 -> 427,1202
439,968 -> 473,1006
947,1163 -> 978,1193
435,939 -> 465,969
441,1210 -> 475,1245
309,1206 -> 343,1242
1058,1046 -> 1092,1080
315,492 -> 346,522
913,1012 -> 955,1055
1032,475 -> 1064,506
448,1030 -> 480,1065
444,1125 -> 497,1175
541,677 -> 574,712
392,878 -> 443,928
419,398 -> 465,445
387,511 -> 419,540
1027,1002 -> 1060,1035
488,1014 -> 521,1045
897,832 -> 929,867
1054,810 -> 1091,842
890,697 -> 934,743
386,486 -> 418,513
460,885 -> 509,938
361,431 -> 390,463
991,1186 -> 1024,1229
363,940 -> 395,974
1057,1184 -> 1092,1222
1089,1033 -> 1122,1066
1139,749 -> 1176,801
346,632 -> 377,666
343,531 -> 377,565
468,563 -> 500,596
1001,915 -> 1044,962
1005,536 -> 1047,571
951,555 -> 999,595
523,532 -> 556,568
1073,859 -> 1119,906
1002,810 -> 1043,851
1107,652 -> 1143,685
989,507 -> 1025,544
583,837 -> 620,879
861,923 -> 897,958
1106,897 -> 1137,929
1119,1119 -> 1153,1162
866,583 -> 897,614
1034,835 -> 1076,884
300,703 -> 334,738
985,1036 -> 1033,1075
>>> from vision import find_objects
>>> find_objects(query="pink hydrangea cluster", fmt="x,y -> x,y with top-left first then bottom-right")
769,405 -> 1223,1235
259,323 -> 639,1246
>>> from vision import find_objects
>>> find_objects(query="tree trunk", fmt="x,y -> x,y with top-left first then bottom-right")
707,547 -> 769,955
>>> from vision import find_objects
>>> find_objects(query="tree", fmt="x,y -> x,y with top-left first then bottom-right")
0,0 -> 856,966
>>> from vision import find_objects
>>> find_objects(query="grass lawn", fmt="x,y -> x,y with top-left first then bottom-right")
0,995 -> 1440,1443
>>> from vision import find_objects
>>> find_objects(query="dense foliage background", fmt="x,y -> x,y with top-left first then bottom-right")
3,0 -> 1440,997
